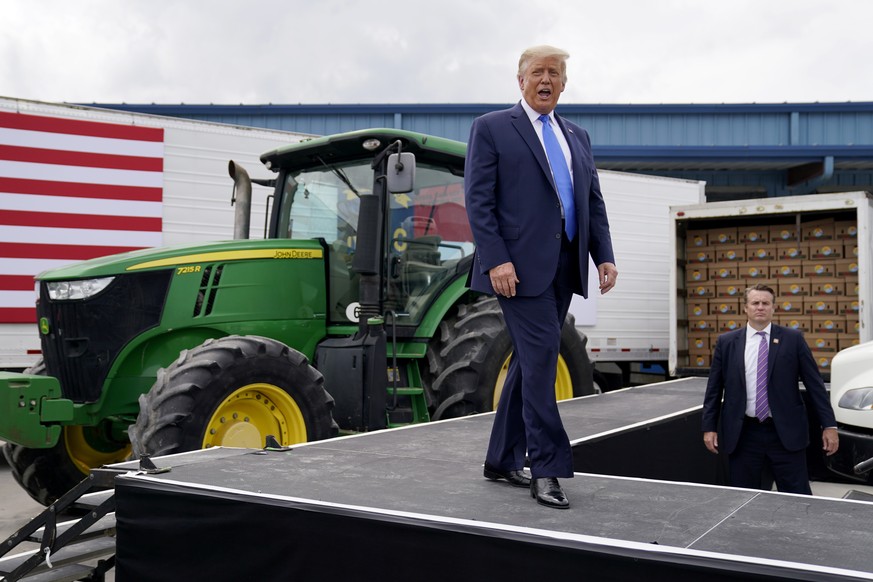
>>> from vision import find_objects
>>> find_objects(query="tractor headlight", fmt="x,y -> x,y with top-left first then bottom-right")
46,277 -> 115,301
838,388 -> 873,411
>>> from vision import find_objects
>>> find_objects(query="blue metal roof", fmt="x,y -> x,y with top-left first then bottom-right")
89,102 -> 873,199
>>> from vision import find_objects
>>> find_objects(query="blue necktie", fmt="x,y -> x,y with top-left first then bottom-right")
539,114 -> 576,240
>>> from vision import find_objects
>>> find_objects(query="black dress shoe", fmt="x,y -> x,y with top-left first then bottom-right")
483,463 -> 531,487
531,477 -> 569,509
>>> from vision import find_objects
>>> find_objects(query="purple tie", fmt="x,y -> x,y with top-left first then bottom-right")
755,331 -> 770,421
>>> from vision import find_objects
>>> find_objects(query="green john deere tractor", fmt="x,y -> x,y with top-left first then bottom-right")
0,129 -> 594,505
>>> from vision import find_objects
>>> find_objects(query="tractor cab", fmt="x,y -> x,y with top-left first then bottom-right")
261,130 -> 473,331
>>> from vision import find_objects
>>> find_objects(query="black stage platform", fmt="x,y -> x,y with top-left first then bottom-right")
109,378 -> 873,581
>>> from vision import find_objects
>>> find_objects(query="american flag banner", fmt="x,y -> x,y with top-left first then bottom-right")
0,110 -> 164,323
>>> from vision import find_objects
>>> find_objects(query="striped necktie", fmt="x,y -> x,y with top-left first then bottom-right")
755,331 -> 770,421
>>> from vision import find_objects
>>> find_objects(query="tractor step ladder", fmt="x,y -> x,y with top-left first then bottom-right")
0,471 -> 121,582
386,358 -> 430,427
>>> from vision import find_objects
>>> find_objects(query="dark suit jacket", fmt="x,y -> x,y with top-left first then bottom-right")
464,102 -> 615,298
701,324 -> 837,454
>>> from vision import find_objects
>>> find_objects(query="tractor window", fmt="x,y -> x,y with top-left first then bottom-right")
276,160 -> 472,325
385,167 -> 472,320
276,162 -> 370,323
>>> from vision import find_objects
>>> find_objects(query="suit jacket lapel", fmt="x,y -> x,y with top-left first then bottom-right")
511,102 -> 557,194
768,325 -> 782,382
734,330 -> 747,392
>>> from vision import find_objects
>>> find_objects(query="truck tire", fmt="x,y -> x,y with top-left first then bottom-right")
1,360 -> 131,506
129,335 -> 338,458
424,296 -> 594,420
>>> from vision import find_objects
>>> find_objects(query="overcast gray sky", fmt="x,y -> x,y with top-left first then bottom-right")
2,0 -> 871,106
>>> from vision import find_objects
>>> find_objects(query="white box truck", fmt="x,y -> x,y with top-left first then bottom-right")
569,171 -> 706,390
0,97 -> 309,369
668,191 -> 871,378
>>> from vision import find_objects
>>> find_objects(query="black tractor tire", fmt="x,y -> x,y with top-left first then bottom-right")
423,296 -> 594,420
2,359 -> 131,506
129,335 -> 338,458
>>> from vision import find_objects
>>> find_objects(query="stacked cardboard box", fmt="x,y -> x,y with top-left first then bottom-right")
684,217 -> 859,373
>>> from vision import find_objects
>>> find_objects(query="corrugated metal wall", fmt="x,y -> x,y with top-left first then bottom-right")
91,102 -> 873,199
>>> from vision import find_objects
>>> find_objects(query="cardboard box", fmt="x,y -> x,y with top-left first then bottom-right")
779,315 -> 811,332
708,227 -> 737,245
688,247 -> 715,263
835,259 -> 859,276
811,315 -> 846,333
810,278 -> 844,296
804,298 -> 837,315
805,332 -> 839,352
716,246 -> 745,262
776,297 -> 804,313
686,266 -> 709,283
839,336 -> 861,351
737,226 -> 769,244
710,299 -> 740,315
808,241 -> 843,259
687,333 -> 711,351
834,220 -> 858,239
687,282 -> 716,298
771,260 -> 804,278
710,262 -> 740,280
742,262 -> 770,279
688,353 -> 711,368
686,230 -> 708,248
687,302 -> 708,319
715,280 -> 744,298
802,218 -> 834,241
746,244 -> 776,262
769,224 -> 799,242
774,241 -> 808,260
837,298 -> 860,315
802,260 -> 836,278
814,354 -> 834,372
844,242 -> 859,258
716,315 -> 744,332
688,316 -> 716,332
845,278 -> 860,296
778,278 -> 810,297
846,316 -> 861,335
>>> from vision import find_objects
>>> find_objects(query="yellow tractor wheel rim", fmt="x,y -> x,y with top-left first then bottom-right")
64,426 -> 132,476
202,383 -> 307,449
492,353 -> 574,410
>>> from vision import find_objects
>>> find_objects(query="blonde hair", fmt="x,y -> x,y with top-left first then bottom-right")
518,45 -> 569,83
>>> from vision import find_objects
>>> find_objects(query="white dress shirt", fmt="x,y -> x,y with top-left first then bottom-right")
744,323 -> 772,418
519,99 -> 574,183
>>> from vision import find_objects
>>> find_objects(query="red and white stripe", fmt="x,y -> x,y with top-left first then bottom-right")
0,111 -> 164,323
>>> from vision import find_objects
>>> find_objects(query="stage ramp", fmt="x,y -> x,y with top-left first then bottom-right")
108,378 -> 873,581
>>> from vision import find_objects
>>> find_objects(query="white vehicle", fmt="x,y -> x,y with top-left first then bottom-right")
669,192 -> 871,378
828,340 -> 873,482
0,97 -> 309,369
569,171 -> 705,390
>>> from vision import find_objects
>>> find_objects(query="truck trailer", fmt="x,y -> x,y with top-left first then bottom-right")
669,192 -> 871,378
571,171 -> 704,390
0,96 -> 309,369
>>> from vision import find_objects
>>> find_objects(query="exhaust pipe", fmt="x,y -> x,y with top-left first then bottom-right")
228,160 -> 252,240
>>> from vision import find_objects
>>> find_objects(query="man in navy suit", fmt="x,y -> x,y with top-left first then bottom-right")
465,45 -> 617,509
702,283 -> 839,494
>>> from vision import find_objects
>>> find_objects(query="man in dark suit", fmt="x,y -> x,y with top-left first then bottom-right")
702,283 -> 839,494
465,45 -> 617,509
